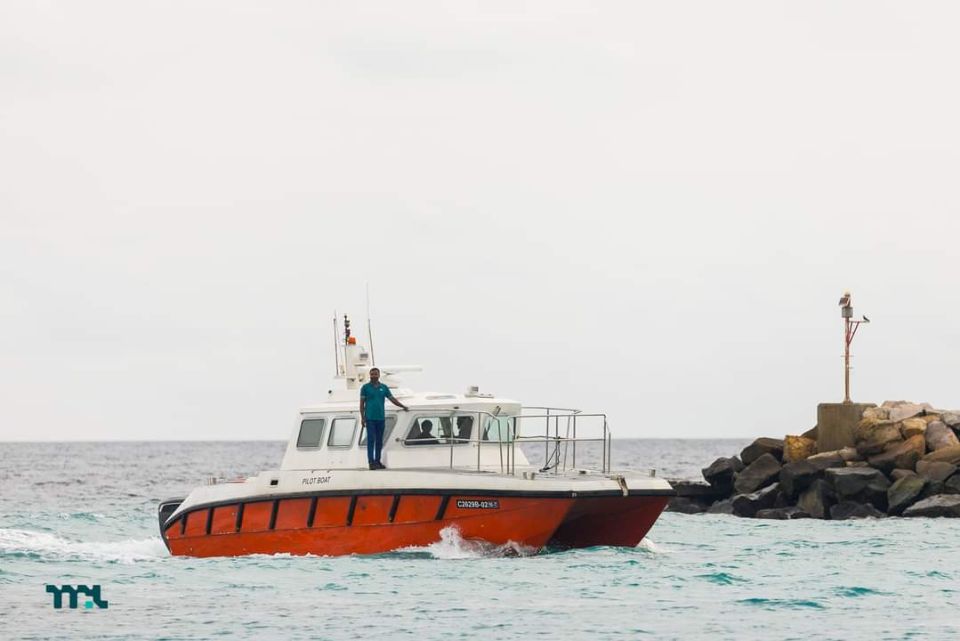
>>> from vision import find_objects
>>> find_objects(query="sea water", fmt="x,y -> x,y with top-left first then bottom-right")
2,440 -> 958,640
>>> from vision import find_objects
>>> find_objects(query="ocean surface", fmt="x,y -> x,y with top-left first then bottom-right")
2,439 -> 959,640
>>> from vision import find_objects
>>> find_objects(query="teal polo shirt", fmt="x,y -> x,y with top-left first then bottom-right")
360,382 -> 393,420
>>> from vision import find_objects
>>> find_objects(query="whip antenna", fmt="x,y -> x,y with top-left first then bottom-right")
332,311 -> 342,376
366,283 -> 376,366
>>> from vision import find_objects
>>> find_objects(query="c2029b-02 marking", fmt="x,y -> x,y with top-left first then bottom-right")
456,499 -> 500,509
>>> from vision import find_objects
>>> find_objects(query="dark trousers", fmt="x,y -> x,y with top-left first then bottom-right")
366,419 -> 385,464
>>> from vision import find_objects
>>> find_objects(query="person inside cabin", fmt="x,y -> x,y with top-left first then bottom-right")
360,367 -> 409,469
409,419 -> 439,445
456,416 -> 473,441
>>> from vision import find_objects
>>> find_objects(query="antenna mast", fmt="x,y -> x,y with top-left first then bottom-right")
366,283 -> 376,367
332,311 -> 342,377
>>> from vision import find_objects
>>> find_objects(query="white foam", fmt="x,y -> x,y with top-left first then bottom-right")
0,528 -> 167,563
398,526 -> 537,559
637,537 -> 669,554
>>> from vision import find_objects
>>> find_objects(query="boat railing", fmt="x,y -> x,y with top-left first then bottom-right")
442,407 -> 611,475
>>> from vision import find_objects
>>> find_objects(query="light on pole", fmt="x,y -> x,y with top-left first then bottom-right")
838,291 -> 870,404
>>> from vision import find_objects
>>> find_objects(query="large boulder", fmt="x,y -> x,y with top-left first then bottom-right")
900,418 -> 927,439
886,401 -> 932,422
731,484 -> 780,518
666,497 -> 710,514
733,453 -> 782,494
867,434 -> 926,474
741,438 -> 785,466
862,407 -> 891,421
755,506 -> 811,520
920,480 -> 946,499
830,501 -> 886,520
837,447 -> 862,462
887,475 -> 926,515
701,457 -> 743,493
706,499 -> 734,515
798,479 -> 836,519
778,455 -> 845,499
941,412 -> 960,428
944,476 -> 960,494
921,444 -> 960,465
925,422 -> 959,452
890,469 -> 917,482
825,467 -> 890,497
855,419 -> 903,457
825,467 -> 890,510
783,435 -> 817,463
902,494 -> 960,518
916,461 -> 958,483
809,449 -> 857,463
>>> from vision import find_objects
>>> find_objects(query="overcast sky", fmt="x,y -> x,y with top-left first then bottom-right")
2,1 -> 959,441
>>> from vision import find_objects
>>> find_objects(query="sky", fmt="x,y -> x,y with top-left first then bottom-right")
2,1 -> 959,441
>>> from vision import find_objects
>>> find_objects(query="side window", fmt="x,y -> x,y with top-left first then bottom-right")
482,417 -> 514,442
297,419 -> 325,448
405,417 -> 442,445
359,416 -> 397,445
328,417 -> 357,448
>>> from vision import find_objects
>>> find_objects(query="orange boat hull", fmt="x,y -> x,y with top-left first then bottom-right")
162,490 -> 671,558
163,494 -> 574,557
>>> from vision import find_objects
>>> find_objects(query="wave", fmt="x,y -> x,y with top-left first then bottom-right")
395,526 -> 537,559
737,597 -> 824,610
0,528 -> 167,563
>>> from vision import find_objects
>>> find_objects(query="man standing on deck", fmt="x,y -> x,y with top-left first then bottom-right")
360,367 -> 409,470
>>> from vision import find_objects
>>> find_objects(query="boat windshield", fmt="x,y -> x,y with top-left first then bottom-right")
403,415 -> 475,445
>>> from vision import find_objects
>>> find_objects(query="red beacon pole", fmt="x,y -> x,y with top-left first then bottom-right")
838,291 -> 870,404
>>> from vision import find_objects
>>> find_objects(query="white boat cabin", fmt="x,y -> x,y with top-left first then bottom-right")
281,321 -> 530,472
280,392 -> 527,471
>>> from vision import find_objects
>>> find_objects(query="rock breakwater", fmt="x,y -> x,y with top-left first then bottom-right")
669,401 -> 960,519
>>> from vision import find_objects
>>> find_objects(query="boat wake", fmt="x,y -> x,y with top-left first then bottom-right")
397,526 -> 538,559
638,537 -> 669,554
0,528 -> 167,563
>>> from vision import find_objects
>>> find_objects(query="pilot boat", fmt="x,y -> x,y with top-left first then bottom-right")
158,317 -> 673,557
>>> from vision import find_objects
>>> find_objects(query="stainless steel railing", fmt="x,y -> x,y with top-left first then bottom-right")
428,407 -> 611,475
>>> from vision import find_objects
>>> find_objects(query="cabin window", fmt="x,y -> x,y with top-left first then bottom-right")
404,416 -> 473,445
328,417 -> 357,448
482,416 -> 515,442
297,419 -> 326,448
359,416 -> 397,445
